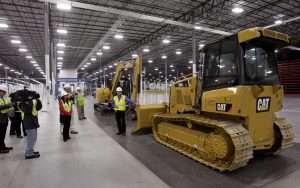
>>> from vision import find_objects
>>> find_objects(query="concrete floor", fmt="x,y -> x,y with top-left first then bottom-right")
1,95 -> 299,188
88,95 -> 300,188
0,102 -> 169,188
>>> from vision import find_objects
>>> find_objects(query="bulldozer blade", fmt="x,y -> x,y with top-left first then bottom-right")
131,104 -> 167,134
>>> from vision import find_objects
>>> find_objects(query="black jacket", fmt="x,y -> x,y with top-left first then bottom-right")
19,99 -> 42,130
0,103 -> 10,124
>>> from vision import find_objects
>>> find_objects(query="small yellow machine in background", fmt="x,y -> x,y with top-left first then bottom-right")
133,28 -> 294,171
94,56 -> 141,115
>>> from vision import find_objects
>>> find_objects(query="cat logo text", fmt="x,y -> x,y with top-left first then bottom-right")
216,103 -> 232,112
256,97 -> 271,112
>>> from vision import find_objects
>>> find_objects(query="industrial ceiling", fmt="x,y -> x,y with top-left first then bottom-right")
0,0 -> 299,84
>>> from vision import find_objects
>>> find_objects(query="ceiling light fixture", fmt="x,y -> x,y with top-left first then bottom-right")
189,60 -> 193,64
26,56 -> 32,59
0,23 -> 8,28
91,57 -> 96,61
161,55 -> 167,59
143,48 -> 150,52
199,44 -> 205,48
175,51 -> 182,55
57,29 -> 67,34
132,54 -> 138,58
57,1 -> 72,10
57,50 -> 64,54
102,45 -> 110,50
232,7 -> 244,13
11,40 -> 21,44
97,52 -> 103,56
57,43 -> 65,47
57,57 -> 63,60
31,61 -> 37,64
162,39 -> 170,44
148,60 -> 153,63
194,26 -> 201,30
275,20 -> 283,24
19,48 -> 27,52
114,34 -> 124,39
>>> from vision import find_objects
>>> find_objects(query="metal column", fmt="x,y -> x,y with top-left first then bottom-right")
192,12 -> 197,73
99,54 -> 102,87
44,2 -> 51,107
165,59 -> 167,97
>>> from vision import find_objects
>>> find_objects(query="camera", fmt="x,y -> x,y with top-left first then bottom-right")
9,89 -> 40,102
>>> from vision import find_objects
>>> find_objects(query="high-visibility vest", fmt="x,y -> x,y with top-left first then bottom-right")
77,93 -> 85,106
0,98 -> 8,114
20,101 -> 38,120
62,101 -> 71,112
113,95 -> 126,111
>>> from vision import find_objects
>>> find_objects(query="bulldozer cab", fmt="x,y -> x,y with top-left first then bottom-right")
199,28 -> 289,94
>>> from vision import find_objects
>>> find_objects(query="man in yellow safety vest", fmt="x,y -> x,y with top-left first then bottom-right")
76,87 -> 86,120
111,87 -> 135,135
0,84 -> 14,154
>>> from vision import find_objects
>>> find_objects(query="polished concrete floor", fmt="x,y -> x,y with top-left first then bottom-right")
88,95 -> 300,188
1,95 -> 299,188
0,101 -> 168,188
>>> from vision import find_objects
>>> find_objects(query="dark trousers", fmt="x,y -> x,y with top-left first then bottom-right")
115,110 -> 126,133
10,112 -> 23,136
0,122 -> 8,149
61,115 -> 71,140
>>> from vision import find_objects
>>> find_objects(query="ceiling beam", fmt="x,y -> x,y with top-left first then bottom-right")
40,0 -> 231,36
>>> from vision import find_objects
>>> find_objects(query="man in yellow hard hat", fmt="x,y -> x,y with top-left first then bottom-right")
111,87 -> 135,135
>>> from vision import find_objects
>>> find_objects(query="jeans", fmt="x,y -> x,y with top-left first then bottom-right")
26,129 -> 37,156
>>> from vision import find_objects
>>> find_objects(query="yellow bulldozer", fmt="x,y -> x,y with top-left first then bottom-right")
132,27 -> 294,171
94,56 -> 141,115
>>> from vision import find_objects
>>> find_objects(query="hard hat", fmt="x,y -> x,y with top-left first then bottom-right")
76,87 -> 81,91
0,84 -> 8,92
64,84 -> 71,88
60,90 -> 68,97
116,87 -> 122,92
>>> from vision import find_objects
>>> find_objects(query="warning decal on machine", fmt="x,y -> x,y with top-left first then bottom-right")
256,97 -> 271,112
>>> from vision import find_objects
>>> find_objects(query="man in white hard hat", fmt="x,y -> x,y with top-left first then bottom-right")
63,84 -> 78,134
76,87 -> 86,120
111,87 -> 135,135
0,84 -> 15,154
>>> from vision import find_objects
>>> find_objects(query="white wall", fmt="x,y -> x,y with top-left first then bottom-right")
59,69 -> 77,78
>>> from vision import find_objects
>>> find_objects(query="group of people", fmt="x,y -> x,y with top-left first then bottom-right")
58,84 -> 86,142
0,83 -> 134,160
0,84 -> 42,159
